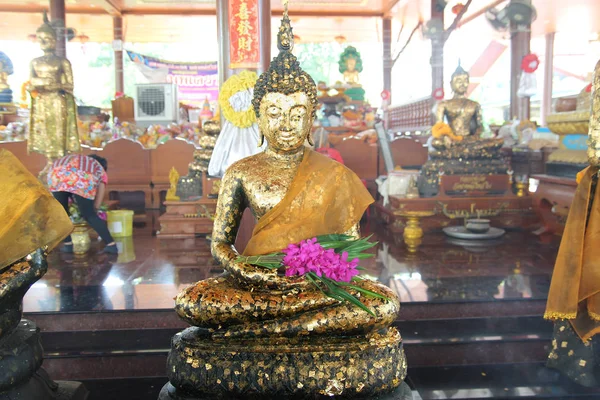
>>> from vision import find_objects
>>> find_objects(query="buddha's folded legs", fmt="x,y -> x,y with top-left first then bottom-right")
175,274 -> 339,328
175,275 -> 399,338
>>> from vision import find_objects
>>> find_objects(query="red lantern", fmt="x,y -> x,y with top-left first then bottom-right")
452,3 -> 464,15
433,88 -> 445,100
521,53 -> 539,73
380,90 -> 391,101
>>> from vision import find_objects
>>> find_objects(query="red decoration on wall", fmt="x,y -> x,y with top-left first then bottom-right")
433,88 -> 445,100
381,90 -> 391,101
451,3 -> 464,15
585,83 -> 592,93
229,0 -> 260,69
521,53 -> 539,73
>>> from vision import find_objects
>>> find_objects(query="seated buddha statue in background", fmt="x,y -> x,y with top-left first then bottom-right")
160,8 -> 406,399
175,15 -> 398,340
431,63 -> 503,159
418,63 -> 508,197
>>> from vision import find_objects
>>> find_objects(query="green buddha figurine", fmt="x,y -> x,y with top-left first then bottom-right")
159,5 -> 408,399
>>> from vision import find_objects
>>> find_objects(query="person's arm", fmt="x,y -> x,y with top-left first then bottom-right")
95,182 -> 106,210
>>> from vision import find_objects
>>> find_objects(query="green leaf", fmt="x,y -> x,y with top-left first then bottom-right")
335,289 -> 375,316
335,282 -> 389,300
316,234 -> 354,243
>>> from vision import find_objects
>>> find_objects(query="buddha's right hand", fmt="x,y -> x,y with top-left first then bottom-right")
229,261 -> 310,292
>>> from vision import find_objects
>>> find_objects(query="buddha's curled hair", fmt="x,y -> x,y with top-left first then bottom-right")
252,51 -> 319,119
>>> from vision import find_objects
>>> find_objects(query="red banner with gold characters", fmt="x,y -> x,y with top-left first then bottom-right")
229,0 -> 260,69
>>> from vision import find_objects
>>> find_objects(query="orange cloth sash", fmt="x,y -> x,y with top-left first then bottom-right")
243,149 -> 374,256
545,166 -> 600,341
0,149 -> 73,270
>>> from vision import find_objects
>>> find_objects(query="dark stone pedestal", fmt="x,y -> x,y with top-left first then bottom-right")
158,381 -> 413,400
158,327 -> 407,400
0,320 -> 88,400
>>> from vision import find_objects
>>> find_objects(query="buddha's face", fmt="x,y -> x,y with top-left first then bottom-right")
259,92 -> 313,152
451,73 -> 469,94
346,58 -> 357,72
37,31 -> 56,52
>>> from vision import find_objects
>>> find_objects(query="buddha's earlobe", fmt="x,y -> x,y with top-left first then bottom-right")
258,132 -> 265,147
307,132 -> 314,146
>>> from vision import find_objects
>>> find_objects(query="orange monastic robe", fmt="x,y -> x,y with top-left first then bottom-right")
545,166 -> 600,341
243,149 -> 374,256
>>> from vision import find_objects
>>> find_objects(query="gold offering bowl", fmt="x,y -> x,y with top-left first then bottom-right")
394,210 -> 436,253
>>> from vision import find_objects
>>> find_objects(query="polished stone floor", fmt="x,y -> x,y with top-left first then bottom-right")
23,215 -> 556,314
21,212 -> 600,399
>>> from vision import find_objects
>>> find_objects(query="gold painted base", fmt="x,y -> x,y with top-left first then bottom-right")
163,327 -> 407,399
395,211 -> 435,253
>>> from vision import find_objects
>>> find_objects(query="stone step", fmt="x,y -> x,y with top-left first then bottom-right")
77,362 -> 600,400
39,316 -> 553,380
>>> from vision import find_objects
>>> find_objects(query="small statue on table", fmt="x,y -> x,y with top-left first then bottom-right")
418,62 -> 508,197
166,167 -> 180,201
176,120 -> 221,201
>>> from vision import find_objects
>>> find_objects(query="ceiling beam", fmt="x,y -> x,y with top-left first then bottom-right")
0,4 -> 382,18
457,0 -> 508,28
89,0 -> 122,17
383,0 -> 402,17
0,4 -> 107,15
122,8 -> 382,18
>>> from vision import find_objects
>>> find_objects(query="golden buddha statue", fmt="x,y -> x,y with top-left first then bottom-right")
431,63 -> 503,159
544,58 -> 600,387
0,149 -> 75,397
418,63 -> 508,197
27,12 -> 80,160
160,5 -> 407,399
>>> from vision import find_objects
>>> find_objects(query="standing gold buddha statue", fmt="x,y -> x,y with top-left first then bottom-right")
159,6 -> 408,399
28,12 -> 80,161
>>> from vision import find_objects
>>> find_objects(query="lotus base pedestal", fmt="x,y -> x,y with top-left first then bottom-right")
158,326 -> 408,400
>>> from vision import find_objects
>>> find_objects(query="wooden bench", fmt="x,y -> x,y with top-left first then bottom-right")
97,138 -> 153,209
0,141 -> 47,177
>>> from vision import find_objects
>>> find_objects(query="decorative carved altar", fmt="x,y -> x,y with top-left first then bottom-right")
157,173 -> 218,239
531,87 -> 591,235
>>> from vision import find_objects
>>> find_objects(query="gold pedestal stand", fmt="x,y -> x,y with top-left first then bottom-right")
394,210 -> 435,253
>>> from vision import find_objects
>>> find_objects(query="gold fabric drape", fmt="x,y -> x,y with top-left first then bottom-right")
545,166 -> 600,341
28,91 -> 80,158
0,149 -> 73,270
243,149 -> 374,256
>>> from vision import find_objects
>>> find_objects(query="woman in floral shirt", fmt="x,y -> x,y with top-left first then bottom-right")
48,154 -> 117,254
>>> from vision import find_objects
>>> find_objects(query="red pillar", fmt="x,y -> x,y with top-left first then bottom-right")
510,23 -> 531,120
113,16 -> 124,95
216,0 -> 271,85
49,0 -> 66,58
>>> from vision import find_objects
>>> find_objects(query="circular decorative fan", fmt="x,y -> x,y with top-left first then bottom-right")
138,87 -> 165,116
